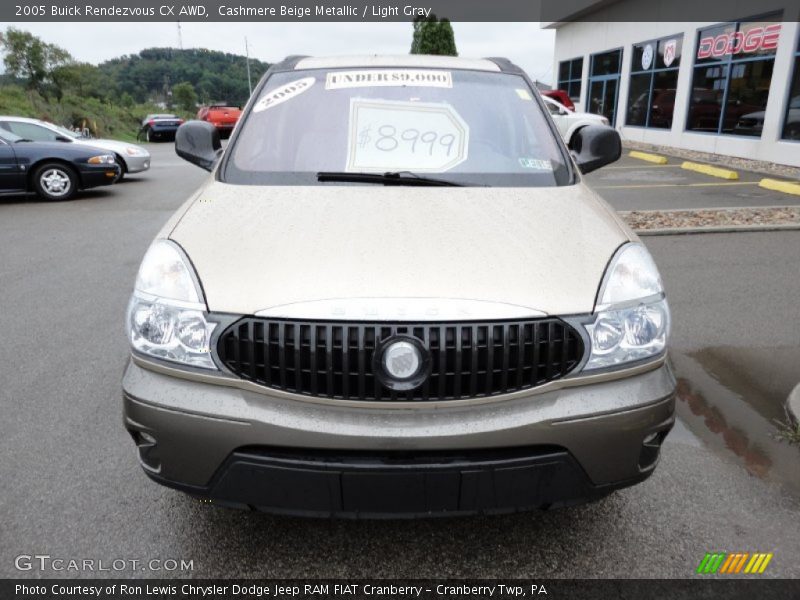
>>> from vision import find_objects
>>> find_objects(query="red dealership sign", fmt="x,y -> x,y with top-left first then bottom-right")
697,24 -> 781,59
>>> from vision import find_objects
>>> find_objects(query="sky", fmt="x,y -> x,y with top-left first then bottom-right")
7,22 -> 556,85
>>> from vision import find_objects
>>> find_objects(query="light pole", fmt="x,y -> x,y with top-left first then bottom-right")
245,37 -> 253,97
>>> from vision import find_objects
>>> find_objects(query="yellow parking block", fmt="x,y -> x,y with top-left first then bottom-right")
681,161 -> 739,180
629,150 -> 668,165
759,178 -> 800,196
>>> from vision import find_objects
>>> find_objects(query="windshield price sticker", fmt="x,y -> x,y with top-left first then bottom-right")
519,158 -> 554,171
515,88 -> 532,101
253,77 -> 315,113
326,70 -> 452,90
346,99 -> 469,173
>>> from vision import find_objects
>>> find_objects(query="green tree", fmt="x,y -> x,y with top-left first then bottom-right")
54,62 -> 111,100
172,81 -> 197,112
119,92 -> 135,109
0,28 -> 73,97
410,15 -> 458,56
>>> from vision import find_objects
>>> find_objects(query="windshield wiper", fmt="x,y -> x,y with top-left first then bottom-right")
317,171 -> 463,187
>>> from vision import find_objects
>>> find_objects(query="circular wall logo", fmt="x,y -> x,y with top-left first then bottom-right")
642,44 -> 654,70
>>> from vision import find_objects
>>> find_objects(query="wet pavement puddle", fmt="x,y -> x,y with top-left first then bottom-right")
670,347 -> 800,496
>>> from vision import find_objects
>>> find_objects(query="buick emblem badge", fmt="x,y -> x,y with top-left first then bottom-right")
382,341 -> 421,380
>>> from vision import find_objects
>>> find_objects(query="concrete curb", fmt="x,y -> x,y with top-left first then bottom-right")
634,224 -> 800,236
759,178 -> 800,196
681,161 -> 739,180
622,140 -> 800,180
622,204 -> 800,213
788,385 -> 800,426
629,150 -> 668,165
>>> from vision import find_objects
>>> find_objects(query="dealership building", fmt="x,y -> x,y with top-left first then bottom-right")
546,1 -> 800,166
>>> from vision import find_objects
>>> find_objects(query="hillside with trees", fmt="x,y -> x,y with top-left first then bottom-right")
0,28 -> 270,140
97,47 -> 270,107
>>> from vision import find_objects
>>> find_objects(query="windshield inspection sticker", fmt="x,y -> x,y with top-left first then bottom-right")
326,70 -> 452,90
346,99 -> 469,173
253,77 -> 315,113
519,158 -> 554,171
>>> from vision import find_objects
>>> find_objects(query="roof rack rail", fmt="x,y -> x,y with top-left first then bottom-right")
484,57 -> 525,75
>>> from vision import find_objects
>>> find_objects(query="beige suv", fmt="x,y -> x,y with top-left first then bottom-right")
123,55 -> 675,517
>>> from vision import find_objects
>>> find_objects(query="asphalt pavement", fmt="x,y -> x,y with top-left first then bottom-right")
1,144 -> 798,579
586,153 -> 800,211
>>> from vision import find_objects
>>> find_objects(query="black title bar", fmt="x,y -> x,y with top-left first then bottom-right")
4,0 -> 800,22
4,579 -> 800,600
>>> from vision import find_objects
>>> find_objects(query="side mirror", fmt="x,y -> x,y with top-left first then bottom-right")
570,125 -> 621,174
175,120 -> 222,171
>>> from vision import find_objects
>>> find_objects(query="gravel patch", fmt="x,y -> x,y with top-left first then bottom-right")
621,206 -> 800,232
623,140 -> 800,180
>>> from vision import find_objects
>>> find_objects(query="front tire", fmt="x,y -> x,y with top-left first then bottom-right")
113,155 -> 127,183
33,163 -> 78,201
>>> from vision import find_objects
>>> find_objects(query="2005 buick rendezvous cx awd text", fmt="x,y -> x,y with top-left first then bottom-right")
122,55 -> 676,517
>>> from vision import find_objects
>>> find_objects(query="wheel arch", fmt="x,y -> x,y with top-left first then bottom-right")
113,152 -> 128,172
27,158 -> 82,191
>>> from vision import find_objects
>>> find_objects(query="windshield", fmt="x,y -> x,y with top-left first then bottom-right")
50,123 -> 81,139
0,129 -> 24,143
224,68 -> 571,187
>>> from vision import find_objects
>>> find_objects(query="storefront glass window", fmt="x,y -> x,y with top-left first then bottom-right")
588,49 -> 623,125
626,35 -> 683,128
783,37 -> 800,141
557,57 -> 584,105
688,14 -> 782,136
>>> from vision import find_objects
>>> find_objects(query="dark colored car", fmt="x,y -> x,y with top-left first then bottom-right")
542,89 -> 576,111
196,104 -> 242,139
0,129 -> 119,201
138,114 -> 184,142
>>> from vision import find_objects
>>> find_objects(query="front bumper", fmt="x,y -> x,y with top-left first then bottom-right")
79,165 -> 120,188
123,155 -> 151,173
123,360 -> 676,517
151,127 -> 179,137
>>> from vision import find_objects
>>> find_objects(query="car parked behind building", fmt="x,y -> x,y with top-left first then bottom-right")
542,95 -> 610,148
542,89 -> 576,111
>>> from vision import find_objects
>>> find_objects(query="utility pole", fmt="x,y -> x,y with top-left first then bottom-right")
177,21 -> 183,50
245,37 -> 252,96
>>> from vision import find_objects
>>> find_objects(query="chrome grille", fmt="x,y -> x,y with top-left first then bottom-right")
217,318 -> 584,402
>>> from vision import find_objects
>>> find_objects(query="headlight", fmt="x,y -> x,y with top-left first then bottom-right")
126,240 -> 217,370
87,154 -> 116,165
124,146 -> 147,156
583,243 -> 670,370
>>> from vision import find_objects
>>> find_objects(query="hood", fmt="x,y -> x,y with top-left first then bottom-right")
14,140 -> 110,158
565,112 -> 606,124
169,182 -> 632,317
75,138 -> 148,155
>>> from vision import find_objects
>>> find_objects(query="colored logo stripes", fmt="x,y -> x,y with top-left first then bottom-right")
696,552 -> 773,574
